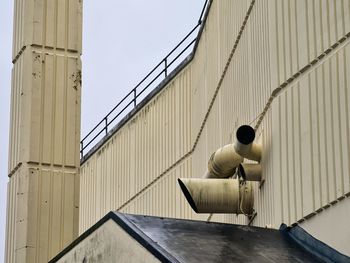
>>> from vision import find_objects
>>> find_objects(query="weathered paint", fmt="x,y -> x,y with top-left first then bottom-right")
6,0 -> 82,262
79,0 -> 350,256
55,219 -> 160,263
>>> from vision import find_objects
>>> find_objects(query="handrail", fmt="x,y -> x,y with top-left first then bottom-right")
80,0 -> 209,159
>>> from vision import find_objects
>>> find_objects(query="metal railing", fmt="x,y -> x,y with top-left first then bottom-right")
80,0 -> 209,159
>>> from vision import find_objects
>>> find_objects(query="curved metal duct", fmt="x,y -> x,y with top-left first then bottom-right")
238,163 -> 262,181
234,125 -> 262,162
177,178 -> 254,214
205,144 -> 243,178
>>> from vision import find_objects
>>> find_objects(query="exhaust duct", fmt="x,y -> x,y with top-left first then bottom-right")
177,124 -> 262,215
178,178 -> 254,214
234,125 -> 262,162
206,144 -> 243,178
238,163 -> 262,181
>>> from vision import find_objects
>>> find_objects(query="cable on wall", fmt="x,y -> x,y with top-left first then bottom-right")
254,31 -> 350,131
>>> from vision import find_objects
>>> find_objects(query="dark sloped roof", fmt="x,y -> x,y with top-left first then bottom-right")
51,211 -> 327,263
121,213 -> 322,263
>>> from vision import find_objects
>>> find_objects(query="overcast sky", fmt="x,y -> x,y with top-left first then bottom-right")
0,0 -> 204,261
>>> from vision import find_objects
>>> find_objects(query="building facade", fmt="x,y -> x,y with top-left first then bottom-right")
79,0 -> 350,257
6,0 -> 350,262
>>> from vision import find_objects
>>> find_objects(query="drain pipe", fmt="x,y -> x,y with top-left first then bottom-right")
234,125 -> 262,162
205,144 -> 243,178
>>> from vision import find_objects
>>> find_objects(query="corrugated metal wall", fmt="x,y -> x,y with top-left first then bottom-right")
79,68 -> 210,231
80,0 -> 350,240
12,0 -> 82,60
267,0 -> 350,228
6,166 -> 79,262
6,0 -> 82,262
270,46 -> 350,225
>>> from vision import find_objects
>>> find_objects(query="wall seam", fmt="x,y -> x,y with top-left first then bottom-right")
291,191 -> 350,227
254,31 -> 350,131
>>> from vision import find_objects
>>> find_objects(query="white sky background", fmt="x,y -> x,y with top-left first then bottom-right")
0,0 -> 204,261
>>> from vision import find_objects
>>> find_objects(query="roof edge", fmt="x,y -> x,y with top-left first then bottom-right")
113,213 -> 180,263
49,212 -> 180,263
280,224 -> 350,263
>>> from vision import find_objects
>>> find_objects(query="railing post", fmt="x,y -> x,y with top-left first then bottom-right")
133,89 -> 137,107
164,58 -> 168,77
104,117 -> 108,135
80,141 -> 83,159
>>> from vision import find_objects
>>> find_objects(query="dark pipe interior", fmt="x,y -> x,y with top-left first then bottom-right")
236,125 -> 255,145
238,164 -> 246,180
178,179 -> 199,213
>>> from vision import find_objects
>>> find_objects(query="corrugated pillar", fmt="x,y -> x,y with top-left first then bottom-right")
5,0 -> 82,262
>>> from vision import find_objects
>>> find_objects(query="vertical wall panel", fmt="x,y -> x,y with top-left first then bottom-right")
17,51 -> 81,166
8,52 -> 27,172
53,56 -> 64,164
57,1 -> 66,47
7,0 -> 83,261
42,55 -> 53,164
32,0 -> 44,45
270,43 -> 350,227
12,0 -> 82,60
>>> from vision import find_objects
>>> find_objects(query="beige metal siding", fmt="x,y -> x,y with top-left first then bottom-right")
5,168 -> 18,263
270,45 -> 350,226
12,0 -> 82,60
79,68 -> 209,232
26,167 -> 79,262
6,0 -> 82,261
80,1 -> 350,252
8,48 -> 81,171
8,51 -> 25,173
5,166 -> 79,263
262,0 -> 350,228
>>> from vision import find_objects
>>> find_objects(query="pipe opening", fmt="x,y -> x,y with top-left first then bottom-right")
236,125 -> 255,145
177,179 -> 199,213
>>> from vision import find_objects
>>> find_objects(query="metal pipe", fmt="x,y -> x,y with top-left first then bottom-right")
234,125 -> 262,162
238,163 -> 262,181
206,144 -> 243,178
202,169 -> 214,179
177,178 -> 254,214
